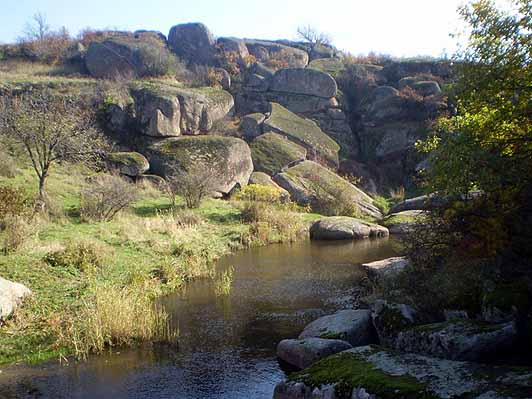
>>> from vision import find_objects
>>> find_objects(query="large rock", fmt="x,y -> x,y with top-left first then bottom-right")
389,194 -> 440,213
130,84 -> 234,136
371,300 -> 418,347
381,210 -> 425,234
106,152 -> 150,177
277,338 -> 352,370
310,217 -> 389,241
217,37 -> 250,66
168,22 -> 215,64
250,133 -> 307,175
299,310 -> 377,347
270,68 -> 337,99
0,277 -> 32,323
239,113 -> 266,138
395,320 -> 518,361
362,257 -> 410,280
274,345 -> 532,399
274,161 -> 382,219
147,136 -> 253,195
244,40 -> 309,69
85,35 -> 174,79
263,103 -> 340,168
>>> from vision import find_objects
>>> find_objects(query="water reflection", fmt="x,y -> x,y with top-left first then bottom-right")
0,238 -> 400,399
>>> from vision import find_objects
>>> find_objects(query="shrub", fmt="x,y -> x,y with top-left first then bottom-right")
0,150 -> 18,178
306,174 -> 361,217
0,186 -> 29,224
214,266 -> 234,297
2,215 -> 34,253
389,186 -> 406,204
80,175 -> 138,222
44,241 -> 106,272
373,195 -> 391,215
233,184 -> 284,204
173,209 -> 204,228
167,166 -> 217,209
20,28 -> 73,64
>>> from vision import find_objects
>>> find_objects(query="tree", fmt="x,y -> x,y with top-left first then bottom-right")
0,92 -> 109,203
417,0 -> 532,257
22,12 -> 50,41
296,25 -> 332,52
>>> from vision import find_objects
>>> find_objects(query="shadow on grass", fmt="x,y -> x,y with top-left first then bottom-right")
201,209 -> 241,224
134,202 -> 174,217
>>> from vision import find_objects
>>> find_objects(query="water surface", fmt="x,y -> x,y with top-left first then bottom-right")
0,238 -> 400,399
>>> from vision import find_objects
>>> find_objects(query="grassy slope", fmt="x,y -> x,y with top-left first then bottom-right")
0,155 -> 311,365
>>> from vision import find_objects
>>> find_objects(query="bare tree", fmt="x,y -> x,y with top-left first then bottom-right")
0,92 -> 109,202
22,12 -> 50,41
296,25 -> 332,51
166,164 -> 218,209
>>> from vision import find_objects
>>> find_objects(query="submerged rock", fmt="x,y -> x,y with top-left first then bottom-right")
299,310 -> 377,347
277,338 -> 352,370
309,217 -> 389,241
0,277 -> 32,323
274,345 -> 532,398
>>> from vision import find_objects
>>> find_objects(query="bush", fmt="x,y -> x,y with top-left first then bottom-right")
80,175 -> 138,222
20,28 -> 73,64
233,184 -> 284,204
0,186 -> 29,225
0,150 -> 18,178
173,209 -> 204,228
167,166 -> 217,209
44,241 -> 106,272
2,215 -> 34,253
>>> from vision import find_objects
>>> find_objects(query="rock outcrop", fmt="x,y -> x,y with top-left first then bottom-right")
309,217 -> 389,241
274,161 -> 383,219
298,310 -> 377,347
277,338 -> 352,370
106,152 -> 150,177
381,210 -> 425,234
250,133 -> 307,176
0,277 -> 32,323
243,40 -> 309,69
147,136 -> 253,195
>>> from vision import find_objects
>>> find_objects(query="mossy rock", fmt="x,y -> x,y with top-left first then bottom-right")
308,58 -> 346,77
147,135 -> 253,194
273,160 -> 382,219
106,152 -> 150,177
277,345 -> 532,398
250,133 -> 306,175
381,210 -> 426,234
263,103 -> 340,168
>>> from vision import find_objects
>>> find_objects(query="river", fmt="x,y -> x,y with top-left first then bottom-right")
0,238 -> 400,399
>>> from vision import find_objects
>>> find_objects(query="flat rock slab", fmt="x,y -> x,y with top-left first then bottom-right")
362,256 -> 410,280
299,309 -> 377,347
310,217 -> 389,241
270,68 -> 338,98
277,338 -> 352,370
274,345 -> 532,398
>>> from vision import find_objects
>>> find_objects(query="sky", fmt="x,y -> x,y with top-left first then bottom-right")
0,0 -> 470,57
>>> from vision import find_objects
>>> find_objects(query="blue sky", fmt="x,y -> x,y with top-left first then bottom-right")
1,0 -> 468,57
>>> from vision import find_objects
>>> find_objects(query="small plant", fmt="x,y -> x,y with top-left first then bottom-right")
166,165 -> 217,209
44,241 -> 106,272
174,209 -> 204,228
214,266 -> 234,297
0,186 -> 30,225
2,215 -> 34,253
233,184 -> 284,204
389,186 -> 406,204
373,195 -> 391,215
80,175 -> 138,222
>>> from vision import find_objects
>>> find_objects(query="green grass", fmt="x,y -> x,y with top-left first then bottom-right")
0,159 -> 313,365
250,132 -> 307,175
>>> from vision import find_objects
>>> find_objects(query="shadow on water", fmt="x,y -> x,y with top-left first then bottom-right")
0,238 -> 401,399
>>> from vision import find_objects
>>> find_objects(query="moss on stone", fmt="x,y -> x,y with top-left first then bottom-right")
250,133 -> 306,175
290,350 -> 435,398
107,152 -> 147,167
264,103 -> 340,167
308,58 -> 346,77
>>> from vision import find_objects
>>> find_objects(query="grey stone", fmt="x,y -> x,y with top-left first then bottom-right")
106,152 -> 150,177
299,310 -> 377,347
168,22 -> 215,64
371,300 -> 418,347
244,39 -> 309,68
240,113 -> 265,138
277,338 -> 352,370
270,68 -> 337,98
310,217 -> 389,241
0,277 -> 32,323
362,257 -> 410,280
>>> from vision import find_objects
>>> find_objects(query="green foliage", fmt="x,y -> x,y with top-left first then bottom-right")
0,185 -> 30,222
373,195 -> 391,215
233,184 -> 284,204
44,241 -> 106,272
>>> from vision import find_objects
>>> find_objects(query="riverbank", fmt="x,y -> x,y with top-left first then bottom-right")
0,161 -> 318,365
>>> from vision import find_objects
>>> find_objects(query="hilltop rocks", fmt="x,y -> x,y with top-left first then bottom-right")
277,338 -> 352,370
147,136 -> 253,194
263,103 -> 340,168
274,161 -> 383,219
85,35 -> 173,79
299,310 -> 377,347
250,133 -> 307,175
270,68 -> 337,98
217,37 -> 250,66
243,39 -> 309,68
131,88 -> 181,137
168,22 -> 216,64
0,277 -> 32,323
309,217 -> 389,241
274,345 -> 532,399
106,152 -> 150,177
